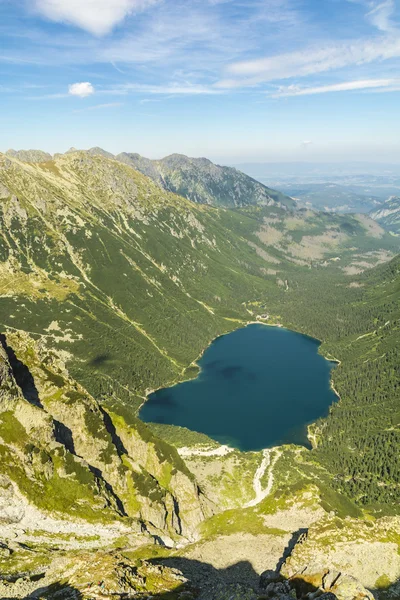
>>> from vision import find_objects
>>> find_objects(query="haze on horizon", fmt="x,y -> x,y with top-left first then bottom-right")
2,0 -> 400,164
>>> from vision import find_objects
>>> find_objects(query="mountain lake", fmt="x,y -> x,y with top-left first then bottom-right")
139,324 -> 338,451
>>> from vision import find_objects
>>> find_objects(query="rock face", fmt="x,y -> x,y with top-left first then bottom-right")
116,151 -> 295,209
370,195 -> 400,234
117,151 -> 165,187
0,552 -> 191,599
278,513 -> 400,590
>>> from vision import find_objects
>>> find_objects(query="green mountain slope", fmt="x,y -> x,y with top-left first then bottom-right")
0,150 -> 284,405
0,151 -> 396,407
370,195 -> 400,234
274,254 -> 400,509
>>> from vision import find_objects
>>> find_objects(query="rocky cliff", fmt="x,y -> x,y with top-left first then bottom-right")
0,332 -> 210,546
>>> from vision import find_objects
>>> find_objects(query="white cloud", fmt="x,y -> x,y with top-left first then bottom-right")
272,78 -> 398,97
34,0 -> 158,36
217,37 -> 400,88
301,140 -> 313,146
68,82 -> 95,97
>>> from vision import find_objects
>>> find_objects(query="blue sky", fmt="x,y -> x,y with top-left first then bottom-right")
1,0 -> 400,162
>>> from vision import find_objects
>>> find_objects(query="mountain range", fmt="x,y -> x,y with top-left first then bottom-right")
0,148 -> 399,599
6,147 -> 295,210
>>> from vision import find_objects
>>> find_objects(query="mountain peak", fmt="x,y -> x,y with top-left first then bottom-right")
87,147 -> 115,159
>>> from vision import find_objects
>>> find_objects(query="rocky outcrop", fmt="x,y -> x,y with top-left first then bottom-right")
87,146 -> 116,159
0,331 -> 208,543
0,552 -> 191,599
278,513 -> 400,590
0,343 -> 21,404
117,151 -> 165,187
196,565 -> 376,600
278,566 -> 374,600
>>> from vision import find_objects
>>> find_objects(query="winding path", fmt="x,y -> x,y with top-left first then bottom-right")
177,444 -> 281,508
245,448 -> 282,508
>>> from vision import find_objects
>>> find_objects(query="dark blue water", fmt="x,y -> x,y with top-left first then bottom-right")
140,324 -> 337,451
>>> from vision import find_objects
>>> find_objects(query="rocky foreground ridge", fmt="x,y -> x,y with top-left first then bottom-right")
0,550 -> 378,599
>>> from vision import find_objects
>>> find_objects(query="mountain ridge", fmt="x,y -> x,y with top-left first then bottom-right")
5,146 -> 295,210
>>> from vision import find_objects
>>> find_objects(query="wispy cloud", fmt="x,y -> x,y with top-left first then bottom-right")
217,37 -> 400,88
271,78 -> 399,97
33,0 -> 160,36
4,0 -> 400,105
1,0 -> 301,72
366,0 -> 396,32
72,101 -> 123,113
112,83 -> 223,95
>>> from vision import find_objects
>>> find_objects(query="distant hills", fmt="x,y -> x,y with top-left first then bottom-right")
273,182 -> 383,213
5,147 -> 295,210
234,161 -> 400,214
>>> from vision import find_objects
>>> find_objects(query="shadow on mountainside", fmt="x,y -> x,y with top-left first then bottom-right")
11,564 -> 332,600
0,557 -> 326,600
275,527 -> 308,572
146,557 -> 334,600
149,532 -> 310,594
0,334 -> 42,408
4,555 -> 397,599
